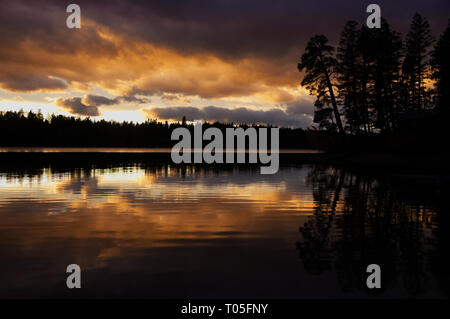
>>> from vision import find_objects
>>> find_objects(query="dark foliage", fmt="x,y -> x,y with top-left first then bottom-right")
0,110 -> 315,149
299,14 -> 449,137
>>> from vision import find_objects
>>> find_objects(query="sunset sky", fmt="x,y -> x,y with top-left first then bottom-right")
0,0 -> 449,127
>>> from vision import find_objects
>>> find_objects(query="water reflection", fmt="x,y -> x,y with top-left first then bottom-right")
0,161 -> 447,298
297,165 -> 449,298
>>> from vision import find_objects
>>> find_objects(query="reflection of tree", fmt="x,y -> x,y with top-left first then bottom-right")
296,166 -> 344,275
297,165 -> 448,297
428,191 -> 450,296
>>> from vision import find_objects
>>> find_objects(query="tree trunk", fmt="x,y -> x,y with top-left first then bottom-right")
318,53 -> 344,134
324,72 -> 345,134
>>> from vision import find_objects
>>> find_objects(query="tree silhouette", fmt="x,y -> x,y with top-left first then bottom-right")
299,14 -> 448,138
431,19 -> 450,114
298,35 -> 344,134
402,14 -> 435,112
337,21 -> 365,134
335,19 -> 403,133
0,110 -> 314,148
370,19 -> 403,132
297,165 -> 448,296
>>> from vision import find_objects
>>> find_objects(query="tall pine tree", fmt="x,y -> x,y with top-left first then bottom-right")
402,14 -> 435,111
371,19 -> 403,131
337,21 -> 365,133
298,35 -> 344,134
431,19 -> 450,114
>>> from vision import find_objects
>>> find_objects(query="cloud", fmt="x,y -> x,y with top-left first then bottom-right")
82,94 -> 150,106
56,97 -> 100,116
285,99 -> 315,116
0,0 -> 118,93
0,1 -> 118,56
160,93 -> 191,104
82,95 -> 118,107
1,0 -> 449,115
78,0 -> 450,59
144,105 -> 313,128
119,95 -> 151,104
0,10 -> 298,102
0,75 -> 68,92
122,56 -> 297,100
56,94 -> 150,115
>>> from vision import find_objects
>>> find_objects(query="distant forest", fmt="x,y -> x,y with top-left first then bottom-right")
0,110 -> 314,149
298,14 -> 450,136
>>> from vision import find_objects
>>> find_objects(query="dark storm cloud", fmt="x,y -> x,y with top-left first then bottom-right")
0,0 -> 117,55
77,0 -> 450,58
1,0 -> 448,90
5,0 -> 447,63
0,0 -> 118,92
145,105 -> 313,127
56,97 -> 100,116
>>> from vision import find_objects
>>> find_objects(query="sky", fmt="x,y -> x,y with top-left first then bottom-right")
0,0 -> 449,127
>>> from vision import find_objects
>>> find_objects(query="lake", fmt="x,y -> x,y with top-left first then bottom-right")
0,151 -> 448,298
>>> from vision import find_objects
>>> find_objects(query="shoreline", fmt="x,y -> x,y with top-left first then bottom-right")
1,148 -> 449,176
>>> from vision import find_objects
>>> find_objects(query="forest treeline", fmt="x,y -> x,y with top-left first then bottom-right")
0,110 -> 314,148
298,14 -> 450,139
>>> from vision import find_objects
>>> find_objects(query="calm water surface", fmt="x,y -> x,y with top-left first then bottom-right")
0,156 -> 448,298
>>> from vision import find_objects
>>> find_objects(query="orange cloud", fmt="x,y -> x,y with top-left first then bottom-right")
0,2 -> 301,105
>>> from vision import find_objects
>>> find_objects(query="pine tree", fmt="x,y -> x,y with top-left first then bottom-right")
298,35 -> 344,134
371,19 -> 403,131
403,14 -> 435,111
337,21 -> 366,133
431,19 -> 450,114
357,25 -> 377,133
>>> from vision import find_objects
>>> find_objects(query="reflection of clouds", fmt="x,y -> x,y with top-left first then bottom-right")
57,176 -> 99,193
0,165 -> 315,213
1,164 -> 445,298
0,164 -> 317,297
0,165 -> 314,248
